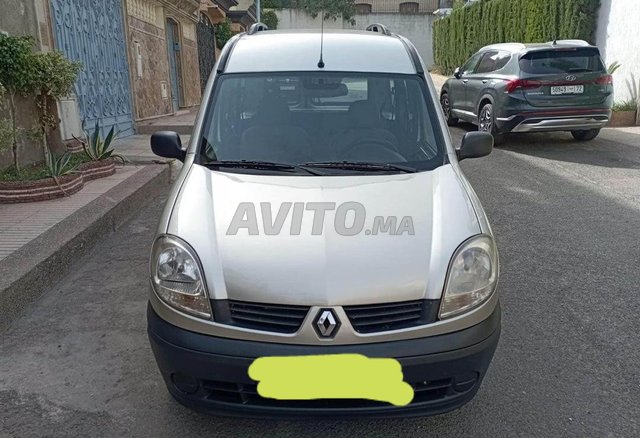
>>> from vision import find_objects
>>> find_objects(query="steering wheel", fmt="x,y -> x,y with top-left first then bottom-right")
340,138 -> 408,162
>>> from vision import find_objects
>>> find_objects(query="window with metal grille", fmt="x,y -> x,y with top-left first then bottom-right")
355,3 -> 372,14
399,2 -> 419,13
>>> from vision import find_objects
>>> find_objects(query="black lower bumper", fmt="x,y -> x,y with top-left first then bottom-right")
147,303 -> 501,418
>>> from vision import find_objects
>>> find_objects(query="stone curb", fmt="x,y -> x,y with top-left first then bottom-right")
0,164 -> 170,331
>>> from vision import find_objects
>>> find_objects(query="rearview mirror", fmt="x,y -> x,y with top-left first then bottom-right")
457,132 -> 493,161
453,67 -> 462,79
151,131 -> 186,162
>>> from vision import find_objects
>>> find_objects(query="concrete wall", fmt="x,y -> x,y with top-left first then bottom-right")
596,0 -> 640,103
274,9 -> 435,68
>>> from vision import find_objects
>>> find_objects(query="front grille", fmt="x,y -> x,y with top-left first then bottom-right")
343,300 -> 439,334
198,375 -> 476,408
211,300 -> 309,334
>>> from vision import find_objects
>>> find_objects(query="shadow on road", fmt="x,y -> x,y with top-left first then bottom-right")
451,124 -> 640,170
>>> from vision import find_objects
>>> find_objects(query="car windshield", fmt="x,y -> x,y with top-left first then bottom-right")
198,72 -> 446,174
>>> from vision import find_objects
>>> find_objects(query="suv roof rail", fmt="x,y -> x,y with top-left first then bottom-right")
248,22 -> 269,35
366,23 -> 392,36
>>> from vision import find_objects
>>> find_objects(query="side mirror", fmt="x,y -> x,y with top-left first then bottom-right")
457,132 -> 493,161
151,131 -> 186,161
453,67 -> 462,79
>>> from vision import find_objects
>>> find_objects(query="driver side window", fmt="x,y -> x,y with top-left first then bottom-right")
461,52 -> 483,76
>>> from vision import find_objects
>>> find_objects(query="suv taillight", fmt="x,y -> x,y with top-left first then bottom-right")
595,74 -> 613,85
505,79 -> 542,93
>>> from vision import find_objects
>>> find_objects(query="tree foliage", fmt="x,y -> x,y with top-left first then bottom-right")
0,35 -> 81,172
215,19 -> 233,50
433,0 -> 601,74
262,10 -> 279,30
262,0 -> 356,23
0,35 -> 38,171
32,51 -> 82,156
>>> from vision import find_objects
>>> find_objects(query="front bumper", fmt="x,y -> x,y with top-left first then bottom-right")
147,303 -> 501,418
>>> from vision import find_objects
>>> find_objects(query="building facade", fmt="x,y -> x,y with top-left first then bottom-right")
124,0 -> 202,122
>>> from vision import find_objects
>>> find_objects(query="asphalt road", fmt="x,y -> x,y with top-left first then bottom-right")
1,127 -> 639,437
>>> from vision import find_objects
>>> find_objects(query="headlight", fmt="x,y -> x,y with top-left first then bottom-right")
150,235 -> 211,319
439,235 -> 498,319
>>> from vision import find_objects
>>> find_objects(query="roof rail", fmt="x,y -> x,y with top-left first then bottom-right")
248,22 -> 269,35
366,23 -> 392,36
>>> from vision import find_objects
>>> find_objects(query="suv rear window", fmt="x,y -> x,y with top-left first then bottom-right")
519,48 -> 605,75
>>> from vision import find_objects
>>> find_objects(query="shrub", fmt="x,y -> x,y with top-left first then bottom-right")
612,100 -> 637,112
215,19 -> 233,50
433,0 -> 601,74
262,10 -> 278,30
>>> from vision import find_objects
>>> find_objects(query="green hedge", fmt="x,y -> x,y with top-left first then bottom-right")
433,0 -> 601,74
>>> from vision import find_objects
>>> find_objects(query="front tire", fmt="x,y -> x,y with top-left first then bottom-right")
478,103 -> 504,145
571,129 -> 601,141
441,92 -> 459,126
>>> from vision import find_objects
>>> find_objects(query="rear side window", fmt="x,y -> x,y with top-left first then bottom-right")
475,50 -> 511,74
519,48 -> 605,74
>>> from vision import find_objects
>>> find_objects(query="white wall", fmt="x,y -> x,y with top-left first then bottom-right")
596,0 -> 640,103
274,9 -> 435,68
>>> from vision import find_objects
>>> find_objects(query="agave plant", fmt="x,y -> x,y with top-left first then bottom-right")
607,61 -> 622,75
77,121 -> 126,164
46,148 -> 76,177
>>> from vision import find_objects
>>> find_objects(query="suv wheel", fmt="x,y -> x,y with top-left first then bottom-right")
440,92 -> 458,126
478,103 -> 504,145
571,129 -> 601,142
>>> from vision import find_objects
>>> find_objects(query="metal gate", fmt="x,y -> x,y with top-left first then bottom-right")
50,0 -> 134,137
197,13 -> 217,92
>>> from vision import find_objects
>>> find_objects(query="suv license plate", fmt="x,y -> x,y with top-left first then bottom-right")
551,85 -> 584,95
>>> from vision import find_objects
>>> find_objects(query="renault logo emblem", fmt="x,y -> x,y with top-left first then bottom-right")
314,309 -> 340,338
565,74 -> 577,81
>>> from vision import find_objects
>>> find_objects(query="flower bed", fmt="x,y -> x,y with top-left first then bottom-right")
77,158 -> 116,182
0,173 -> 84,203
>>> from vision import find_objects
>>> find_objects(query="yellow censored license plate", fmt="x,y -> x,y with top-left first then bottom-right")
248,354 -> 414,406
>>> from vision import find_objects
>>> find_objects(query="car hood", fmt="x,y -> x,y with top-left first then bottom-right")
166,164 -> 481,305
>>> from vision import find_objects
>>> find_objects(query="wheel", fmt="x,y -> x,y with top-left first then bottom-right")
571,129 -> 601,141
440,92 -> 458,126
478,103 -> 504,146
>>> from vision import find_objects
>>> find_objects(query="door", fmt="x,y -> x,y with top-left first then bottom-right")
449,52 -> 482,120
465,50 -> 499,113
197,13 -> 217,93
50,0 -> 134,137
166,19 -> 183,112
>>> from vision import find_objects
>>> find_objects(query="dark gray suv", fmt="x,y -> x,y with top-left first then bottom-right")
440,40 -> 613,144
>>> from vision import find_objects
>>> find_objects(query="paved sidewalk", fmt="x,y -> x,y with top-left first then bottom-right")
136,107 -> 198,135
0,164 -> 170,331
0,166 -> 143,261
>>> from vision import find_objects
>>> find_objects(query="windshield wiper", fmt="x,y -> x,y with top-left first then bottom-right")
301,161 -> 417,173
201,160 -> 324,175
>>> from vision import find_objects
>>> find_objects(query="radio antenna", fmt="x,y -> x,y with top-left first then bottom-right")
317,10 -> 325,69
